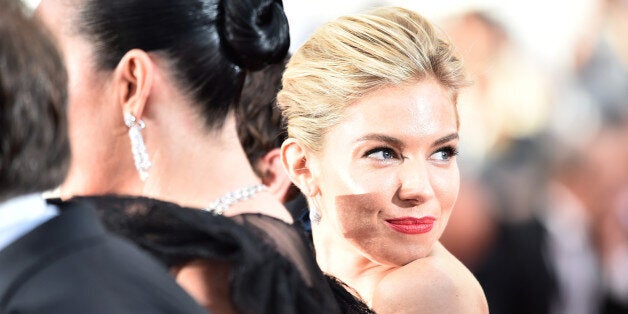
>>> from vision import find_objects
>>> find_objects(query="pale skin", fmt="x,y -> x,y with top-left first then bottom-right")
254,148 -> 296,203
283,79 -> 488,313
36,0 -> 292,311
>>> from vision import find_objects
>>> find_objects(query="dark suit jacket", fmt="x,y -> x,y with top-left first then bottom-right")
473,218 -> 557,314
0,199 -> 206,314
284,193 -> 313,247
474,217 -> 628,314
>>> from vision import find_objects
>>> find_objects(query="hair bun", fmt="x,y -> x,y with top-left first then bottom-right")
220,0 -> 290,71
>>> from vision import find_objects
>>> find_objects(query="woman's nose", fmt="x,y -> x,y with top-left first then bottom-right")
397,159 -> 435,204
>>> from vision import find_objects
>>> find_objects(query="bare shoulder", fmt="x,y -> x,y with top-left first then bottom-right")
372,242 -> 488,314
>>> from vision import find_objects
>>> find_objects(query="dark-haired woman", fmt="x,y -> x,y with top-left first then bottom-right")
35,0 -> 358,313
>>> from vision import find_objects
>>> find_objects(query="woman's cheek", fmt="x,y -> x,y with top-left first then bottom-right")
333,192 -> 384,240
431,164 -> 459,200
431,166 -> 460,230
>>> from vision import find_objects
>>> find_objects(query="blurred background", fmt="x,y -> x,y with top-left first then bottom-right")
24,0 -> 628,313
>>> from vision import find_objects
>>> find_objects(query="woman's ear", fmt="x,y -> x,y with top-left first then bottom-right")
281,138 -> 320,197
256,148 -> 294,203
113,49 -> 154,118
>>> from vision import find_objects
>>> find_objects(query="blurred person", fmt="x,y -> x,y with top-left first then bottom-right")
35,0 -> 346,313
545,112 -> 628,314
546,1 -> 628,311
553,0 -> 627,150
279,6 -> 488,313
468,137 -> 559,314
572,0 -> 627,108
470,119 -> 628,314
443,11 -> 552,180
0,0 -> 206,312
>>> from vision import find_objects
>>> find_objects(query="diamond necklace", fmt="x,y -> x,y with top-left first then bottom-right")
203,184 -> 267,215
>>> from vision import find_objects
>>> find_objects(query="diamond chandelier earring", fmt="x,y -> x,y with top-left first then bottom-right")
124,113 -> 151,181
309,203 -> 322,225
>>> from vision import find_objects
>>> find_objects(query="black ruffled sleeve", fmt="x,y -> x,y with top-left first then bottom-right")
75,195 -> 347,314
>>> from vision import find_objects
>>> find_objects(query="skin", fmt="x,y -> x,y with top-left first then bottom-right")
36,0 -> 292,311
254,148 -> 295,203
35,0 -> 293,218
36,0 -> 133,197
283,78 -> 488,313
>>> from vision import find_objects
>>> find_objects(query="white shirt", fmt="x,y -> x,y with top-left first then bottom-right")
544,183 -> 601,314
0,193 -> 58,251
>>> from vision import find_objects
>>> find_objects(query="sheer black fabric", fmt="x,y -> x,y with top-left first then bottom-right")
326,275 -> 375,314
71,195 -> 372,314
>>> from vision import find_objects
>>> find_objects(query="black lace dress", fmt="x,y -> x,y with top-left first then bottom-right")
66,196 -> 373,314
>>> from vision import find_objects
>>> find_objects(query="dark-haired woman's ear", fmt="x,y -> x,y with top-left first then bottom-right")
281,138 -> 320,197
113,49 -> 155,119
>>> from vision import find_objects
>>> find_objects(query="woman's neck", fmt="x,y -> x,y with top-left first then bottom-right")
312,220 -> 394,305
142,113 -> 292,222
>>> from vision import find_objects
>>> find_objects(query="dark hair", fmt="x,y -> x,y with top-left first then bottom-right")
77,0 -> 290,130
237,57 -> 288,171
0,0 -> 70,202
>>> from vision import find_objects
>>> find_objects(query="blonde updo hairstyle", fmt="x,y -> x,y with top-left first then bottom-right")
278,6 -> 467,153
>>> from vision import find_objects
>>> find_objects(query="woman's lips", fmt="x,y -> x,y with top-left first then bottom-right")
385,216 -> 435,234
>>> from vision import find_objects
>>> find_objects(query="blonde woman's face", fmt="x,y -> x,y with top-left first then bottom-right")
312,79 -> 459,266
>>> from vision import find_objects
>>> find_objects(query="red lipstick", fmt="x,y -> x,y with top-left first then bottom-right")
385,216 -> 435,234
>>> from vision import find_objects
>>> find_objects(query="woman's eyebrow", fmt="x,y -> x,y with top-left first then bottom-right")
355,133 -> 459,148
355,133 -> 405,148
433,133 -> 459,147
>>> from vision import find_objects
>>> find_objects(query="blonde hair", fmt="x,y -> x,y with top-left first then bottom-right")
278,6 -> 467,152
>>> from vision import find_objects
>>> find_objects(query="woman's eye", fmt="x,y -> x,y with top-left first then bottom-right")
430,146 -> 458,161
365,148 -> 399,160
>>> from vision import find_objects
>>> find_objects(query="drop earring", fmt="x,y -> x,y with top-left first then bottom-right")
309,203 -> 322,225
124,113 -> 151,181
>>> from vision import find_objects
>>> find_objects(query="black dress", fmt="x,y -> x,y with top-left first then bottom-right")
73,195 -> 373,314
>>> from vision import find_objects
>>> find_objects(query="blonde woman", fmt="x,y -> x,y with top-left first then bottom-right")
280,7 -> 489,313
